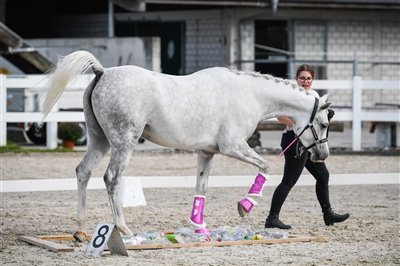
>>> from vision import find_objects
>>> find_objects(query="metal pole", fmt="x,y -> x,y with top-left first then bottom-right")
0,75 -> 7,146
108,0 -> 114,38
352,76 -> 362,151
352,59 -> 358,77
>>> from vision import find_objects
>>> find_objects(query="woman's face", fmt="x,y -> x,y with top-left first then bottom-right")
296,70 -> 313,90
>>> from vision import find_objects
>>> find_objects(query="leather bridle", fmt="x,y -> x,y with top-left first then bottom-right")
295,97 -> 329,158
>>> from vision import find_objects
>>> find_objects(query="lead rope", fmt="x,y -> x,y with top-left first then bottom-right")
271,137 -> 298,164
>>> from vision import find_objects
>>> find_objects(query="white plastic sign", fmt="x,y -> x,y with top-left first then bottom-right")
85,223 -> 128,257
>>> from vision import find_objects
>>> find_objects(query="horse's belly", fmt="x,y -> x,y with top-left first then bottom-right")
142,126 -> 218,151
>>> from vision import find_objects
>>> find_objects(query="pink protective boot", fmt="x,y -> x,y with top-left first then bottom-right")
237,173 -> 268,217
248,173 -> 267,197
190,195 -> 209,235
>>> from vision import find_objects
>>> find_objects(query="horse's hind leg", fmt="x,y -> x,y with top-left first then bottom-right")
103,141 -> 137,236
74,138 -> 110,242
190,150 -> 214,235
219,140 -> 269,217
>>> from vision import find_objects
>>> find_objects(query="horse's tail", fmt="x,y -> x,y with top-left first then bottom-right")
40,50 -> 104,124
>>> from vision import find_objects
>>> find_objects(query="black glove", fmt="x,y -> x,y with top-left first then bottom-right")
327,109 -> 335,121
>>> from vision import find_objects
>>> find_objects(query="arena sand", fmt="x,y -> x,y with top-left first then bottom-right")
1,151 -> 399,265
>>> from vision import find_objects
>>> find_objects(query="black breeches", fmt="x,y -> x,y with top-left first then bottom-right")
269,131 -> 331,215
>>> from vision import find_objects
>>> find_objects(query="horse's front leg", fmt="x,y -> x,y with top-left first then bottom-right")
220,140 -> 269,217
237,147 -> 269,217
190,150 -> 215,235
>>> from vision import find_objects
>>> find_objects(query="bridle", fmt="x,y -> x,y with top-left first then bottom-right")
295,97 -> 329,158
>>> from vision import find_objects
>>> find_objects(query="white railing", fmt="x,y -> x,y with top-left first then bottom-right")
312,77 -> 399,150
1,74 -> 399,150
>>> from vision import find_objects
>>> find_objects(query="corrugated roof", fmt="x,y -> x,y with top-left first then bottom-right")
138,0 -> 400,6
0,22 -> 54,74
114,0 -> 400,11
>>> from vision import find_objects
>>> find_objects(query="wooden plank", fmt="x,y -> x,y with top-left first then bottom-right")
123,235 -> 321,250
37,234 -> 92,241
32,234 -> 325,252
18,236 -> 74,252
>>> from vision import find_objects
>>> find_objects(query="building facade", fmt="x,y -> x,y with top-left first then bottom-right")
2,0 -> 400,108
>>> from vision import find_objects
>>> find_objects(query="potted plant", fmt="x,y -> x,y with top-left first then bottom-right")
58,122 -> 83,149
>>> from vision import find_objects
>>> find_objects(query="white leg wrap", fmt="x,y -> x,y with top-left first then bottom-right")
244,196 -> 258,206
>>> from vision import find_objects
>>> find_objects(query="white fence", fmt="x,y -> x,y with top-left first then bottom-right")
1,74 -> 399,151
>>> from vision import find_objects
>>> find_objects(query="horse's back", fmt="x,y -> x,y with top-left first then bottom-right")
90,65 -> 261,150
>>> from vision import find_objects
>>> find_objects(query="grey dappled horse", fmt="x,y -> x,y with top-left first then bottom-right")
41,51 -> 331,240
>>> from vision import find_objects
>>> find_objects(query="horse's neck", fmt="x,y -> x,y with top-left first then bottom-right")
258,81 -> 315,120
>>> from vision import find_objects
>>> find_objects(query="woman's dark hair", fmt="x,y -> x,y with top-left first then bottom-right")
296,64 -> 314,79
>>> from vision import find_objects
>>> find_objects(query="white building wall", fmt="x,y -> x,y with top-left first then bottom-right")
294,20 -> 399,108
381,22 -> 400,80
379,21 -> 400,107
240,19 -> 255,72
327,21 -> 375,107
185,18 -> 226,74
294,22 -> 326,61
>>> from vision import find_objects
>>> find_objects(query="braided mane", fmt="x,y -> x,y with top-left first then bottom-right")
229,68 -> 306,93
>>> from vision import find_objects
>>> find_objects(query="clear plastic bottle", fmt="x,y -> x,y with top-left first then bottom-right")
253,229 -> 289,239
175,227 -> 209,242
121,235 -> 146,245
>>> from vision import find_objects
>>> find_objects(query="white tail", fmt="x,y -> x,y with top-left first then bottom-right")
41,50 -> 103,123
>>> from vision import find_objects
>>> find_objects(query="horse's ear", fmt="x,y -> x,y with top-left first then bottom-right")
320,94 -> 329,102
320,102 -> 331,110
319,94 -> 331,110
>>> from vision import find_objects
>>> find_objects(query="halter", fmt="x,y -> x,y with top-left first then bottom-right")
295,97 -> 329,158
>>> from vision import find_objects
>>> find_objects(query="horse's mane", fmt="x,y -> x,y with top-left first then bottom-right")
228,68 -> 306,93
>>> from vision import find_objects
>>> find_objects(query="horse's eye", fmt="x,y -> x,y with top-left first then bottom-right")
321,123 -> 329,129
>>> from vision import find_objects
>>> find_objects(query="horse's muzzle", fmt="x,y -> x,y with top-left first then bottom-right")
310,144 -> 329,161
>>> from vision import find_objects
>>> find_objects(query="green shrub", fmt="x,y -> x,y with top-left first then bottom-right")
58,122 -> 83,141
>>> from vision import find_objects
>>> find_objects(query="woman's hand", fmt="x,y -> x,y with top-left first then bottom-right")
277,116 -> 294,127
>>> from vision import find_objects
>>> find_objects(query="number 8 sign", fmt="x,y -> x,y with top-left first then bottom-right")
92,225 -> 110,248
85,223 -> 128,257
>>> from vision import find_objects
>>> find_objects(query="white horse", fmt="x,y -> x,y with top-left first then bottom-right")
41,51 -> 331,241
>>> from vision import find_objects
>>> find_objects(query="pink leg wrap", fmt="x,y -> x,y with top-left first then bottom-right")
190,195 -> 207,229
247,173 -> 267,197
237,173 -> 269,217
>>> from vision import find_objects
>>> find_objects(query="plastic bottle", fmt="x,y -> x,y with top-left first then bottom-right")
175,227 -> 209,242
121,235 -> 146,245
253,229 -> 289,239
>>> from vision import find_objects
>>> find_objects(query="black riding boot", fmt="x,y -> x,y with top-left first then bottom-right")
323,208 -> 350,226
265,214 -> 292,230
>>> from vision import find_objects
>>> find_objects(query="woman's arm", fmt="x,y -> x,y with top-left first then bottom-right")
277,116 -> 294,127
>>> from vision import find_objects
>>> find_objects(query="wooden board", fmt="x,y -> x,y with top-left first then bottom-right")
124,235 -> 323,250
18,236 -> 74,252
22,234 -> 325,252
37,234 -> 91,241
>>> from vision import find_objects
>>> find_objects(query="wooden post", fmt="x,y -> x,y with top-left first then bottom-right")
46,121 -> 58,149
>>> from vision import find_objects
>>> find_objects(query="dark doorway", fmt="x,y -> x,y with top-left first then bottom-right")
254,20 -> 288,78
116,21 -> 184,75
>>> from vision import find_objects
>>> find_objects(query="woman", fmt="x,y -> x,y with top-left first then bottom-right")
265,64 -> 349,229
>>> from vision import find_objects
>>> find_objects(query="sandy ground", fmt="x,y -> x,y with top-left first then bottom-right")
1,151 -> 399,265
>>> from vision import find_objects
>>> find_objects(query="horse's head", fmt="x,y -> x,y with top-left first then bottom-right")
293,94 -> 331,161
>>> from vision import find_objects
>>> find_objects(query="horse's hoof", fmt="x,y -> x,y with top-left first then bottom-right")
237,201 -> 247,217
194,227 -> 210,235
237,197 -> 257,217
73,230 -> 89,242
